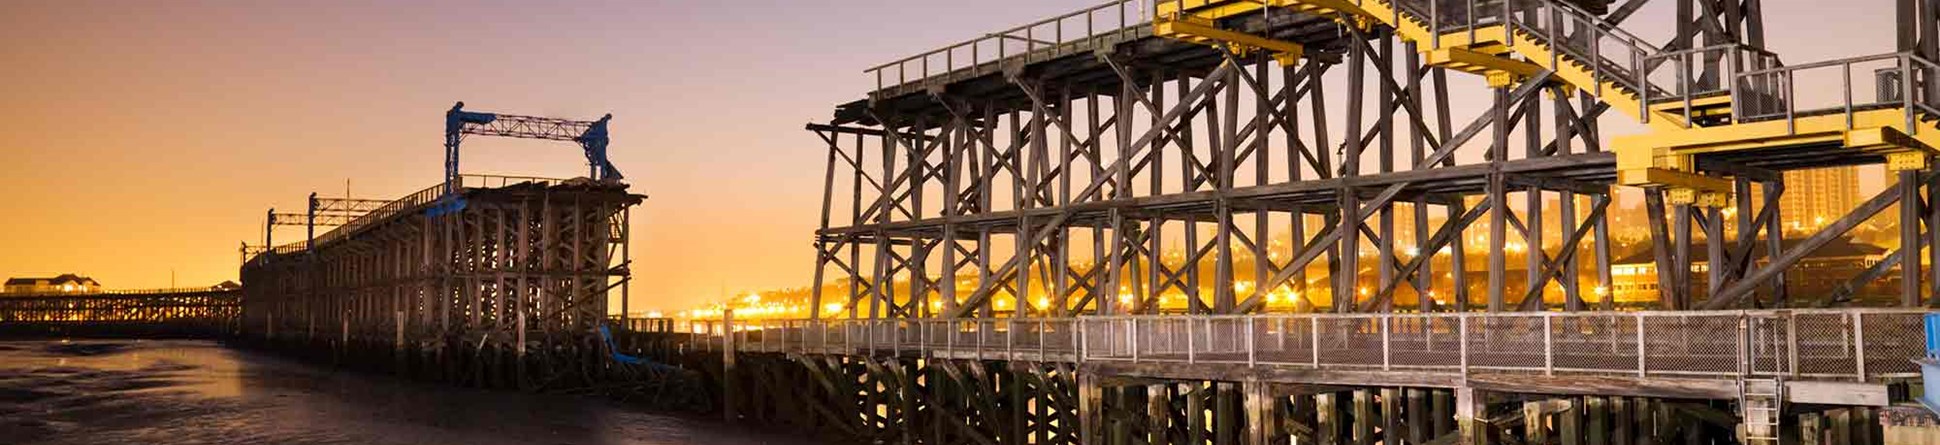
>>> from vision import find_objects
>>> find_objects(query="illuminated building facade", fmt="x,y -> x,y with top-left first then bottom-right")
2,274 -> 102,295
1781,166 -> 1860,230
1610,238 -> 1886,304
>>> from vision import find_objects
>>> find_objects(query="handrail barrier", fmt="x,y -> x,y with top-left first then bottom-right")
682,309 -> 1930,382
251,174 -> 566,262
865,0 -> 1147,99
1734,52 -> 1940,134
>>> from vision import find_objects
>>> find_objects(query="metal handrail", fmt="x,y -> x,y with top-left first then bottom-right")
865,0 -> 1145,97
687,308 -> 1933,382
251,174 -> 566,262
0,286 -> 235,298
1732,51 -> 1940,132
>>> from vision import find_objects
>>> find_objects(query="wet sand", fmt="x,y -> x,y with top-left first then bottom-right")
0,339 -> 809,445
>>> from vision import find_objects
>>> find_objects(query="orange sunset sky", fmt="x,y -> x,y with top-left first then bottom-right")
0,0 -> 1909,314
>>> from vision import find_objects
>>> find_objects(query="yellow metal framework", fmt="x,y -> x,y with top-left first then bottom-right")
1154,0 -> 1940,206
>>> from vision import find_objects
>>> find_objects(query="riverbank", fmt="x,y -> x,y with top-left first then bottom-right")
0,339 -> 806,445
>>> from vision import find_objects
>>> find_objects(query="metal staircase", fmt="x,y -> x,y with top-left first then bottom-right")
1154,0 -> 1940,206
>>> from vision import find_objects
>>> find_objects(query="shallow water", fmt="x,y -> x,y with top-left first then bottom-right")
0,339 -> 810,445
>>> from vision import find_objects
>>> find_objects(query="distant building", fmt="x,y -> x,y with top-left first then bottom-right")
1610,237 -> 1886,304
2,274 -> 103,295
1781,166 -> 1859,231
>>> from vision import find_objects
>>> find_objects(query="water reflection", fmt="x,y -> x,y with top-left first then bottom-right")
0,340 -> 807,445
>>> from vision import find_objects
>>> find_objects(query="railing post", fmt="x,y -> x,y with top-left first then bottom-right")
1787,312 -> 1799,377
1543,314 -> 1554,376
1458,315 -> 1469,375
1312,316 -> 1323,368
1079,318 -> 1088,363
1636,314 -> 1647,377
1247,316 -> 1257,367
1007,318 -> 1017,361
1681,52 -> 1694,126
1131,318 -> 1140,363
1785,72 -> 1797,135
1854,312 -> 1868,380
1186,317 -> 1196,364
1382,315 -> 1393,371
1737,315 -> 1750,377
1844,63 -> 1855,129
1636,50 -> 1649,124
1040,319 -> 1048,360
977,319 -> 987,358
1429,0 -> 1439,49
1906,54 -> 1918,135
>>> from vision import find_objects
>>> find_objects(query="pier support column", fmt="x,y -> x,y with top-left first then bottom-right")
1587,396 -> 1609,445
1245,380 -> 1281,445
1801,411 -> 1824,445
1319,391 -> 1347,444
1457,387 -> 1488,445
1149,383 -> 1172,445
1080,372 -> 1104,444
721,309 -> 736,422
1353,389 -> 1374,445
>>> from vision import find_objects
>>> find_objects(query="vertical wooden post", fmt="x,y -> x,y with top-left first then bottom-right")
1218,382 -> 1240,444
1381,388 -> 1402,445
1457,387 -> 1487,445
1080,372 -> 1104,445
1525,401 -> 1551,445
1149,383 -> 1172,445
1855,407 -> 1878,445
1320,392 -> 1345,445
1829,408 -> 1852,445
1587,396 -> 1609,445
1111,384 -> 1133,445
1613,397 -> 1634,445
722,308 -> 737,422
1408,388 -> 1431,444
1245,380 -> 1279,445
1800,411 -> 1823,445
1354,389 -> 1375,445
1433,388 -> 1453,436
1560,398 -> 1583,445
1188,383 -> 1207,445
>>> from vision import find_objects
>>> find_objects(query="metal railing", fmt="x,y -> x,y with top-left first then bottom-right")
865,0 -> 1148,99
254,174 -> 565,260
685,309 -> 1931,382
0,286 -> 236,298
1734,51 -> 1940,134
1389,0 -> 1788,128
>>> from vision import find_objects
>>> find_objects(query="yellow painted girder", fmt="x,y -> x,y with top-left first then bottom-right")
1156,19 -> 1307,66
1425,46 -> 1547,87
1616,168 -> 1734,194
1613,109 -> 1940,157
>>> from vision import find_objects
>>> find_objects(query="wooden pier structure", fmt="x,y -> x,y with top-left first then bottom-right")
240,175 -> 643,390
0,287 -> 241,337
213,0 -> 1940,442
755,0 -> 1940,443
